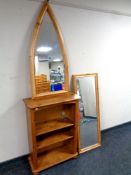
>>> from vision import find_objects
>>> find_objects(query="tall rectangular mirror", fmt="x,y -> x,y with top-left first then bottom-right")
73,73 -> 101,153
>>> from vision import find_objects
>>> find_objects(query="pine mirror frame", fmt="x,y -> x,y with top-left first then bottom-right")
72,73 -> 101,154
30,0 -> 69,99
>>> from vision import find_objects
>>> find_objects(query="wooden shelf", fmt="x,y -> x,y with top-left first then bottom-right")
36,119 -> 74,136
29,147 -> 78,173
37,133 -> 73,151
24,93 -> 78,174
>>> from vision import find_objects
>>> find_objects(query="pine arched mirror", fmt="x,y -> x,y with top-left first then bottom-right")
30,0 -> 69,98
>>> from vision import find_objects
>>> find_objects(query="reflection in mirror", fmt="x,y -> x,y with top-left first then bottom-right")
35,12 -> 64,95
73,74 -> 101,153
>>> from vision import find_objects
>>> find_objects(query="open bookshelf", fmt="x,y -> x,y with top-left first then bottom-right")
29,145 -> 78,173
24,93 -> 79,175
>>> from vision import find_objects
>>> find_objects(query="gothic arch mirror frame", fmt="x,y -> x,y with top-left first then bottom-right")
30,0 -> 69,98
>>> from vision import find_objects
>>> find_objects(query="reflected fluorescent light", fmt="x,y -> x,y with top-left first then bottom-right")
53,58 -> 62,62
37,46 -> 52,53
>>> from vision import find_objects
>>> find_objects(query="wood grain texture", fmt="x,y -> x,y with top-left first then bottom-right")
37,133 -> 73,150
27,109 -> 38,168
29,0 -> 69,99
24,1 -> 79,173
24,93 -> 79,174
29,146 -> 78,174
72,73 -> 101,154
36,119 -> 74,136
23,93 -> 79,109
80,143 -> 101,154
30,0 -> 48,99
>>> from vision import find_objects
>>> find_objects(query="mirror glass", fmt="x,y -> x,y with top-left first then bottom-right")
73,74 -> 101,153
35,12 -> 64,95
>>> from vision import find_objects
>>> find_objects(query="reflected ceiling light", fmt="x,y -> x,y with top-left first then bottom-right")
53,58 -> 61,62
37,46 -> 52,52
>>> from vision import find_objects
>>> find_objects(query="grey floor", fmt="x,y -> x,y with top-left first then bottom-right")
80,118 -> 97,148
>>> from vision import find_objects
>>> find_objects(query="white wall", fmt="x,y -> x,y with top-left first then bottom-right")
52,0 -> 131,15
0,0 -> 41,162
1,0 -> 131,162
36,61 -> 50,80
52,4 -> 131,131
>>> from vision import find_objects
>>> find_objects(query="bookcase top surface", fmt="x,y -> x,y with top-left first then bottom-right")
23,93 -> 79,109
